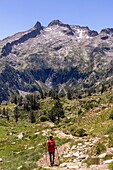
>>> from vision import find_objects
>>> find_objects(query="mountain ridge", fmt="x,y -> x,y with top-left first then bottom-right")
0,20 -> 113,102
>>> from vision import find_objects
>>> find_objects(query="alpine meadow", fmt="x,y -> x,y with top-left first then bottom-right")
1,20 -> 113,170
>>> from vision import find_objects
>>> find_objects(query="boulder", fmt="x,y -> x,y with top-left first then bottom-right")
17,132 -> 24,139
0,158 -> 3,162
98,153 -> 107,159
103,159 -> 113,164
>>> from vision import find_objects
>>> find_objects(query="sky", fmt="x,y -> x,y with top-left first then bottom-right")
0,0 -> 113,40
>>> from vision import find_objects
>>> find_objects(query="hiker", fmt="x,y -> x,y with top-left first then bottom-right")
47,134 -> 56,166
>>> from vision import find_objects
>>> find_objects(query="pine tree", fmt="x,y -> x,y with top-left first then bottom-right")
49,99 -> 64,123
6,108 -> 9,121
14,106 -> 19,122
3,107 -> 6,115
40,89 -> 44,99
11,95 -> 18,104
30,111 -> 36,123
31,95 -> 40,110
67,89 -> 73,100
49,89 -> 58,99
24,102 -> 30,111
18,96 -> 23,106
0,108 -> 2,115
101,84 -> 107,94
23,97 -> 30,111
15,95 -> 18,104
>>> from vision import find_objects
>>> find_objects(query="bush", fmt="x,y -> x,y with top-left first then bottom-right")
108,135 -> 113,147
109,110 -> 113,120
76,128 -> 87,137
40,115 -> 48,122
86,157 -> 100,167
109,162 -> 113,170
94,142 -> 106,155
84,102 -> 94,110
77,109 -> 83,115
107,127 -> 113,135
69,125 -> 77,136
69,126 -> 87,137
104,154 -> 113,161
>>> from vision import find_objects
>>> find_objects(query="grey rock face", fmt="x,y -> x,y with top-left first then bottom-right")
48,19 -> 63,26
100,28 -> 113,34
1,22 -> 43,57
0,20 -> 113,101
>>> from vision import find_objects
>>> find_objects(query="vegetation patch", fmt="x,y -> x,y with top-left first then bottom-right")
1,89 -> 113,169
93,142 -> 106,155
86,157 -> 100,167
109,162 -> 113,170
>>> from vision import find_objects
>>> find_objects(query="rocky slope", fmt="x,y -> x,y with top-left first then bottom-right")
0,20 -> 113,102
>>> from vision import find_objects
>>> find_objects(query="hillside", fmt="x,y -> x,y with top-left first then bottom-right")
0,20 -> 113,102
1,89 -> 113,169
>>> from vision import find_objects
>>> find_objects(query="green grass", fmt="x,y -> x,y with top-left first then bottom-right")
0,120 -> 48,170
86,157 -> 100,167
109,162 -> 113,170
1,89 -> 113,169
0,117 -> 71,170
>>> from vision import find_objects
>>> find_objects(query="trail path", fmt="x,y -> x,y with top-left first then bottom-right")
36,142 -> 70,168
36,122 -> 109,170
36,122 -> 72,168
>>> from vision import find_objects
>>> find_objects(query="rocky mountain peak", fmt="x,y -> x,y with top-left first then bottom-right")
100,28 -> 113,35
34,21 -> 43,30
88,30 -> 98,37
48,20 -> 74,35
48,19 -> 64,27
75,26 -> 98,37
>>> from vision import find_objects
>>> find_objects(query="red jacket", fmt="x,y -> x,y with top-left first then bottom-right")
47,139 -> 56,152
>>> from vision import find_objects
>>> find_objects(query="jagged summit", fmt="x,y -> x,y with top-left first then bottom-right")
48,19 -> 64,27
100,28 -> 113,34
48,19 -> 74,35
48,19 -> 71,29
34,21 -> 43,30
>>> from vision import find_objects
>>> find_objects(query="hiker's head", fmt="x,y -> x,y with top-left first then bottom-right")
49,134 -> 53,139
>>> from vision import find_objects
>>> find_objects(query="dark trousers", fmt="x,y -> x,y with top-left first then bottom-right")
49,152 -> 55,165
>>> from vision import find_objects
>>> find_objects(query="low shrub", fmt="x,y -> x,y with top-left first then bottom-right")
84,102 -> 94,110
109,110 -> 113,120
69,125 -> 77,136
77,109 -> 83,115
109,162 -> 113,170
39,115 -> 48,122
107,127 -> 113,134
76,128 -> 87,137
69,125 -> 87,137
104,154 -> 113,161
108,134 -> 113,147
86,157 -> 100,167
94,142 -> 106,155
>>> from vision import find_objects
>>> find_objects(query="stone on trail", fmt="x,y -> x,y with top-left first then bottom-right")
0,158 -> 3,162
17,132 -> 24,139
